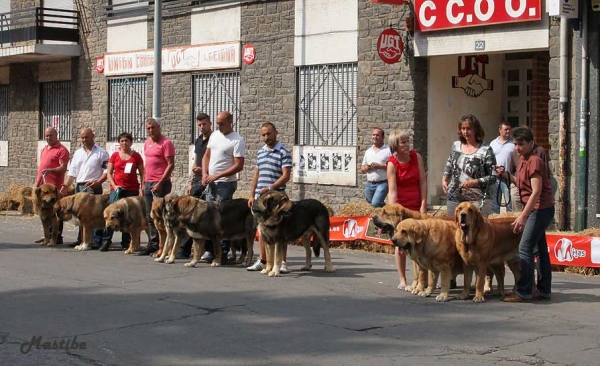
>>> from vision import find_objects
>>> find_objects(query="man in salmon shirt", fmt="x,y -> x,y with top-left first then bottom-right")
140,118 -> 175,256
35,126 -> 70,244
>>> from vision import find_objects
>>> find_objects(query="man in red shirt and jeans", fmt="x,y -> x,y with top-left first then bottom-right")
35,126 -> 70,244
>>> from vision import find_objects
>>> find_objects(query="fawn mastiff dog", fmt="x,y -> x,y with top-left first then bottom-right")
455,202 -> 522,302
251,190 -> 334,277
373,204 -> 455,294
33,183 -> 61,246
391,218 -> 465,302
104,196 -> 151,254
54,192 -> 110,251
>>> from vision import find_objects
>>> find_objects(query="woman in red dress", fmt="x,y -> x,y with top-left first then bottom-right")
386,130 -> 428,290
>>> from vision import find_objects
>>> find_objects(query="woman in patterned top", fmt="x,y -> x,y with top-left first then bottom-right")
442,114 -> 496,217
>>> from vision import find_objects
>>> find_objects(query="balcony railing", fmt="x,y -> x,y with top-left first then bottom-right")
0,7 -> 80,46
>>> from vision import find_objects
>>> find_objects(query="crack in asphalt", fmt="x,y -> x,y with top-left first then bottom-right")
67,351 -> 118,366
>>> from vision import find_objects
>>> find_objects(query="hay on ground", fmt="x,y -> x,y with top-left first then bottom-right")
337,201 -> 378,217
329,239 -> 394,254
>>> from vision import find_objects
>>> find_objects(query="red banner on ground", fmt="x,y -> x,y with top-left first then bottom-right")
327,217 -> 600,268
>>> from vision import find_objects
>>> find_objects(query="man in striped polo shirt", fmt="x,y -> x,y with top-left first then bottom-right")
247,122 -> 292,273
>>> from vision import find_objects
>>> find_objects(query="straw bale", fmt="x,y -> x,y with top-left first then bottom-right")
329,240 -> 394,254
19,196 -> 35,215
0,193 -> 12,211
488,212 -> 519,219
337,201 -> 378,217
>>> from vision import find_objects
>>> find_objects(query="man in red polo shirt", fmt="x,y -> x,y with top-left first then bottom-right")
35,126 -> 70,244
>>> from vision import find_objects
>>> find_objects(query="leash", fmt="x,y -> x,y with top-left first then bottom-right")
495,173 -> 512,208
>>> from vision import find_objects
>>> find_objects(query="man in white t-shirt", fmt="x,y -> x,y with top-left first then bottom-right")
360,128 -> 391,207
491,121 -> 515,214
202,110 -> 245,263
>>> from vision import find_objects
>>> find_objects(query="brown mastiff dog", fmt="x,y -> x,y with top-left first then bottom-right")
104,196 -> 151,254
33,183 -> 61,246
372,203 -> 454,294
251,190 -> 334,277
455,202 -> 521,302
54,192 -> 110,251
391,218 -> 465,302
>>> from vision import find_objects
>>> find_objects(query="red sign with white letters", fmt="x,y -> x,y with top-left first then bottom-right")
242,44 -> 256,65
377,29 -> 403,64
415,0 -> 542,32
95,56 -> 104,73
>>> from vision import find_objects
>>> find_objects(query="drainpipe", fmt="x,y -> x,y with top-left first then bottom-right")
153,0 -> 162,120
558,17 -> 569,231
576,2 -> 589,231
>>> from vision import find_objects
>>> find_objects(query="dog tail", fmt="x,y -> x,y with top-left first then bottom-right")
312,240 -> 321,257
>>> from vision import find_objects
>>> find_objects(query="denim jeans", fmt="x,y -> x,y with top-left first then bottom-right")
144,181 -> 172,248
206,181 -> 238,254
491,179 -> 512,214
516,206 -> 555,299
364,181 -> 389,208
75,183 -> 104,244
102,188 -> 140,248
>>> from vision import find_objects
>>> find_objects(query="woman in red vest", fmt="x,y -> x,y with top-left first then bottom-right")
386,130 -> 428,291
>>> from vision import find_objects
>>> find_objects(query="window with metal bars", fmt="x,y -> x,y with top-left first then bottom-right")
296,63 -> 358,147
108,77 -> 147,142
0,85 -> 8,140
40,81 -> 72,141
191,71 -> 240,141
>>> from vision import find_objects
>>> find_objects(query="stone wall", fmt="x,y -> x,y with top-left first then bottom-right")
239,0 -> 296,198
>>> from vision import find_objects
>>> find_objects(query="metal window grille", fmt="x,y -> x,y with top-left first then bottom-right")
108,77 -> 147,142
191,71 -> 240,140
0,85 -> 8,140
40,81 -> 72,140
296,63 -> 357,147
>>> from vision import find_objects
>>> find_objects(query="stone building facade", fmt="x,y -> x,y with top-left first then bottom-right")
0,0 -> 595,229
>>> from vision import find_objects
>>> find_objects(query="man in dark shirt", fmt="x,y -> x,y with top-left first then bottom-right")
178,113 -> 213,259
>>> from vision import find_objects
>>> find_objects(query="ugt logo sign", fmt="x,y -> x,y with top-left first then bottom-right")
554,238 -> 586,263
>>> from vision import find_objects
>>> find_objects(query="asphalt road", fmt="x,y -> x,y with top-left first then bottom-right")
1,214 -> 600,366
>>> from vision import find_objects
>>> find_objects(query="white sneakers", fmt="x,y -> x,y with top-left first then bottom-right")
247,258 -> 266,271
280,261 -> 289,274
246,259 -> 290,274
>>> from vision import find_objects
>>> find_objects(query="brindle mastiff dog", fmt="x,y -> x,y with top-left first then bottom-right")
157,196 -> 255,268
251,190 -> 334,277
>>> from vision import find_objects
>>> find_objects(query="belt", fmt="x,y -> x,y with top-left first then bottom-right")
368,180 -> 387,184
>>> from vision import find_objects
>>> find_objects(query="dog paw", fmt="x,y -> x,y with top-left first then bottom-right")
184,261 -> 197,267
418,291 -> 432,298
35,237 -> 45,244
260,268 -> 269,274
404,285 -> 413,292
268,270 -> 280,277
457,292 -> 471,300
154,257 -> 165,263
124,249 -> 133,254
472,295 -> 486,303
165,258 -> 175,264
47,241 -> 57,247
435,294 -> 449,302
325,265 -> 335,273
300,265 -> 312,271
210,262 -> 220,267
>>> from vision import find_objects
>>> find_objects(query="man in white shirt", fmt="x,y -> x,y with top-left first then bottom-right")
201,111 -> 245,263
491,122 -> 515,214
360,128 -> 391,207
63,128 -> 109,248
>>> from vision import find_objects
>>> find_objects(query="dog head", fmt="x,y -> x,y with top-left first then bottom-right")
455,201 -> 483,244
372,203 -> 429,236
390,218 -> 425,251
35,183 -> 59,209
104,201 -> 128,231
251,190 -> 294,226
54,194 -> 77,222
